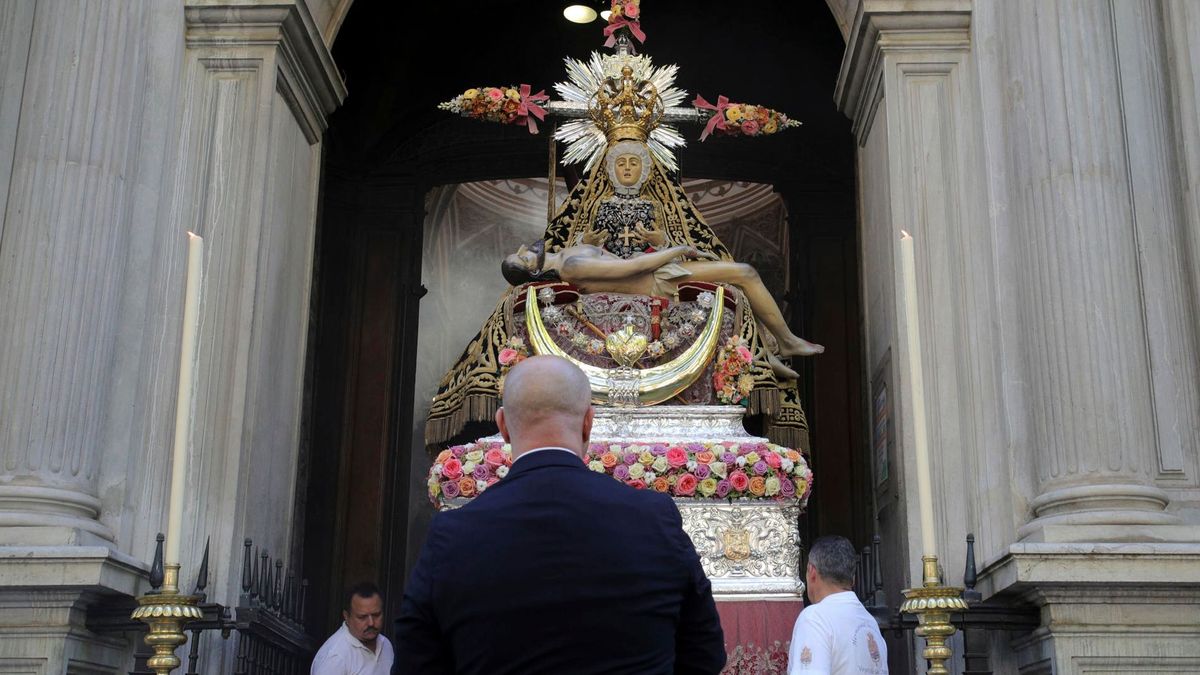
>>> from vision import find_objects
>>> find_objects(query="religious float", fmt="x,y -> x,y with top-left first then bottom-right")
424,2 -> 819,668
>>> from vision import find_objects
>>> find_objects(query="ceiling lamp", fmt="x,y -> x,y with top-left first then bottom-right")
600,9 -> 611,20
563,4 -> 598,23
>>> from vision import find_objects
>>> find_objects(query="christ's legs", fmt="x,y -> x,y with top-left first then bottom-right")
677,261 -> 825,357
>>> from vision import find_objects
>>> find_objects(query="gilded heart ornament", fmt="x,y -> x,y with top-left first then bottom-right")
604,325 -> 649,368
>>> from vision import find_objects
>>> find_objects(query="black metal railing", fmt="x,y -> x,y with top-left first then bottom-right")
87,536 -> 316,675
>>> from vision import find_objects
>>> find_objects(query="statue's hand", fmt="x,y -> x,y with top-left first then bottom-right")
581,228 -> 607,247
680,246 -> 719,261
634,221 -> 666,247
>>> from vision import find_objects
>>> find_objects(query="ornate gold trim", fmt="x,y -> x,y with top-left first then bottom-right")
525,285 -> 724,405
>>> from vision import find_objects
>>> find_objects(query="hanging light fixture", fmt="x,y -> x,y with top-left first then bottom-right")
563,4 -> 598,23
599,10 -> 612,20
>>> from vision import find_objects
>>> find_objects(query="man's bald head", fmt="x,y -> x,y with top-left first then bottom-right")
497,355 -> 593,455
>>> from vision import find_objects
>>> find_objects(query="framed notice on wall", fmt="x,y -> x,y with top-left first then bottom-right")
871,350 -> 893,489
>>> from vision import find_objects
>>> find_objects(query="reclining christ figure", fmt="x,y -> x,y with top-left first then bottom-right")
501,240 -> 824,378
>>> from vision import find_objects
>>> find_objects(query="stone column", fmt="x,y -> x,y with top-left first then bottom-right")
0,0 -> 158,546
995,0 -> 1184,541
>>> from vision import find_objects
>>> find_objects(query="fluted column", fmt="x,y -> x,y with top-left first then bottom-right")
0,0 -> 156,543
998,0 -> 1180,538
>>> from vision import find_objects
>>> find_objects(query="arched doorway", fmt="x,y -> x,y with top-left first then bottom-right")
299,0 -> 864,645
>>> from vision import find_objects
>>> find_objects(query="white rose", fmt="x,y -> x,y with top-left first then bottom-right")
432,465 -> 444,475
645,471 -> 656,482
588,460 -> 605,472
686,460 -> 697,471
610,444 -> 623,454
736,456 -> 747,467
781,459 -> 794,472
463,461 -> 477,474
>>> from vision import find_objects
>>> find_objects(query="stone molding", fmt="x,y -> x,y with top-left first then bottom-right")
184,1 -> 347,143
834,0 -> 972,144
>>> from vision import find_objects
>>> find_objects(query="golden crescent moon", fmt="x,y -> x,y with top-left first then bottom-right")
524,286 -> 725,405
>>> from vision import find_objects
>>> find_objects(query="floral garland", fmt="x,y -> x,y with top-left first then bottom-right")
714,336 -> 754,405
604,0 -> 645,47
438,85 -> 548,133
693,94 -> 801,141
428,439 -> 812,509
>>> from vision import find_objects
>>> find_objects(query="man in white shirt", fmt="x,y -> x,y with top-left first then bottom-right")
788,536 -> 888,674
311,582 -> 394,674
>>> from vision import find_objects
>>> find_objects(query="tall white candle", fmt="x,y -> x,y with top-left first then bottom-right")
165,232 -> 204,567
899,231 -> 937,558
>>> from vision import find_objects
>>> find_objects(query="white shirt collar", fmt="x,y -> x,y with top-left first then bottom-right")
510,446 -> 578,465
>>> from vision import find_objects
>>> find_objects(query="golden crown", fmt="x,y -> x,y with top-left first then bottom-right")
589,65 -> 663,143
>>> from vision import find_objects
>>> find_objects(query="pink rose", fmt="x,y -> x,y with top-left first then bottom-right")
626,479 -> 646,490
736,345 -> 753,362
498,348 -> 520,366
666,447 -> 688,468
675,473 -> 698,496
442,458 -> 463,480
624,2 -> 639,18
484,448 -> 506,467
486,88 -> 504,101
740,119 -> 760,136
764,452 -> 782,469
729,469 -> 749,492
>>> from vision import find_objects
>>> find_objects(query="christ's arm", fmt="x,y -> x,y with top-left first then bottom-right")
561,245 -> 710,281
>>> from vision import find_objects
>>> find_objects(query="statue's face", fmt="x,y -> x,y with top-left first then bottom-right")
613,153 -> 643,187
507,242 -> 541,272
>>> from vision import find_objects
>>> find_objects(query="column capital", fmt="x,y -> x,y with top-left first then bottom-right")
835,0 -> 972,143
184,1 -> 347,142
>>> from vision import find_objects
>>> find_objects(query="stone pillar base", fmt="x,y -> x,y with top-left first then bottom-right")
0,547 -> 147,674
980,543 -> 1200,674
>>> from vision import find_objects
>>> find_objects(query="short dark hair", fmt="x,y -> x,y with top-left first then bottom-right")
500,239 -> 561,287
807,535 -> 858,588
344,581 -> 381,611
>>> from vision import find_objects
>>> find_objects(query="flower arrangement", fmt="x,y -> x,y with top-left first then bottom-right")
714,336 -> 755,405
427,441 -> 513,505
604,0 -> 646,47
693,94 -> 801,141
438,84 -> 548,133
428,439 -> 812,509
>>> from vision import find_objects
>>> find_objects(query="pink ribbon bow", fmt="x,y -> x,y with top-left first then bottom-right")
517,84 -> 548,134
693,94 -> 730,141
603,17 -> 647,47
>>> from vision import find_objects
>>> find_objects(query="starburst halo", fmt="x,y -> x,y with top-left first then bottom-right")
554,52 -> 688,173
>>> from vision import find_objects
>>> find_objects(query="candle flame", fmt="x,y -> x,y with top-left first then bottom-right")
900,230 -> 912,240
187,231 -> 202,241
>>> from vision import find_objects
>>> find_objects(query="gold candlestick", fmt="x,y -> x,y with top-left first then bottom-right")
900,555 -> 968,675
131,564 -> 203,674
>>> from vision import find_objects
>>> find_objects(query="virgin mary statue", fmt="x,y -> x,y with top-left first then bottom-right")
425,53 -> 817,452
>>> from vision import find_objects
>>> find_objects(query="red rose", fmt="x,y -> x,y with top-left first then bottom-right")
626,479 -> 646,490
675,474 -> 698,496
666,447 -> 688,468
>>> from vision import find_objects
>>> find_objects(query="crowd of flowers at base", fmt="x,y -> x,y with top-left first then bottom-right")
428,439 -> 812,509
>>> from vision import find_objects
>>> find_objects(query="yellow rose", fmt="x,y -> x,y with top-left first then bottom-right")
628,463 -> 646,479
698,478 -> 718,497
506,87 -> 521,100
725,106 -> 743,123
794,478 -> 809,495
639,450 -> 655,465
763,119 -> 779,134
463,88 -> 479,99
745,452 -> 760,465
765,476 -> 781,496
465,449 -> 484,463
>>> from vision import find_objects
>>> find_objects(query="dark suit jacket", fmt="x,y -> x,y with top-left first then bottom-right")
395,448 -> 726,675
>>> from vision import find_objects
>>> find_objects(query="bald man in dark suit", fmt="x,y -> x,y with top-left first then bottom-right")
395,355 -> 725,675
